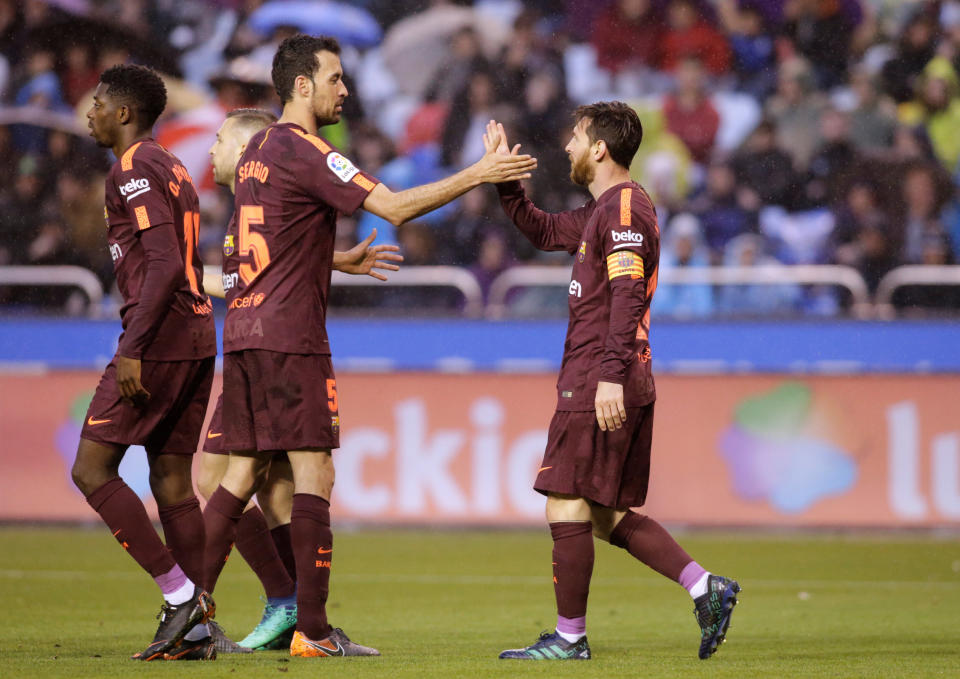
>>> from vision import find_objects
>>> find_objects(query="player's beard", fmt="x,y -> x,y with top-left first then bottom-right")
569,148 -> 594,187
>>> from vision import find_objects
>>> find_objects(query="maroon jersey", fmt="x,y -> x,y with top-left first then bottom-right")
497,180 -> 660,411
104,139 -> 216,360
223,122 -> 379,354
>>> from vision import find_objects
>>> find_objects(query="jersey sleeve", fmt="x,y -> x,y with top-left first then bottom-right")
116,151 -> 175,232
598,188 -> 655,385
289,129 -> 379,216
496,180 -> 593,254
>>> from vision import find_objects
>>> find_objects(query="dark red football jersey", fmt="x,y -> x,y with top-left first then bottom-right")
104,139 -> 216,360
223,122 -> 379,354
498,180 -> 660,411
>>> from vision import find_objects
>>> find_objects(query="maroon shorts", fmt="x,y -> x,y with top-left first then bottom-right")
81,355 -> 215,455
534,403 -> 655,510
202,393 -> 226,454
222,350 -> 340,453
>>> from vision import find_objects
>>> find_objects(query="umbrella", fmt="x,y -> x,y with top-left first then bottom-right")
381,5 -> 510,97
247,0 -> 382,48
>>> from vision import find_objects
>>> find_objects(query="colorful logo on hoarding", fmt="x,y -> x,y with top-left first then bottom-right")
56,391 -> 152,498
719,382 -> 857,513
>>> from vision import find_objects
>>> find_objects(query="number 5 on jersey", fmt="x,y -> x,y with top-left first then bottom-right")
238,205 -> 270,284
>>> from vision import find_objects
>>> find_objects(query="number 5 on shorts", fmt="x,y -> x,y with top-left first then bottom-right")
326,379 -> 338,412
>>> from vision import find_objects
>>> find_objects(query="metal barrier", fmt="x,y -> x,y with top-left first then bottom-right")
0,265 -> 104,313
330,266 -> 485,317
486,264 -> 873,319
874,265 -> 960,318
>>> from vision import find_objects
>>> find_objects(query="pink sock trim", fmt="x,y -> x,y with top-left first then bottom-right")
154,563 -> 187,596
678,560 -> 706,592
556,615 -> 586,636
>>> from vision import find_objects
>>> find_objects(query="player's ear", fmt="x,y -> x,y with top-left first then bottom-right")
295,74 -> 312,99
594,139 -> 607,162
117,103 -> 131,126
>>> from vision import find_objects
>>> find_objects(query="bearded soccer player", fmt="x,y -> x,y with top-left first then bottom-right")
200,33 -> 535,658
73,64 -> 217,661
487,105 -> 740,661
198,107 -> 402,651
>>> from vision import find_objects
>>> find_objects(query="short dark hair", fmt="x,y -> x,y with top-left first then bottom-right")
226,107 -> 278,128
272,34 -> 341,103
573,101 -> 643,169
99,64 -> 167,129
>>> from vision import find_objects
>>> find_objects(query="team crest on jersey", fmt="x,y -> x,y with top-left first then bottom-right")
326,152 -> 359,183
103,206 -> 109,228
577,241 -> 587,262
331,415 -> 340,436
223,234 -> 235,256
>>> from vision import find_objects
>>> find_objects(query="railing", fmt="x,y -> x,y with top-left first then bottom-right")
7,264 -> 960,319
486,265 -> 873,319
874,265 -> 960,318
0,266 -> 104,314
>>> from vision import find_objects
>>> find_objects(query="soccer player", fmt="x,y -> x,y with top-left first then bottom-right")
200,33 -> 536,658
199,107 -> 403,651
486,106 -> 740,661
73,64 -> 217,661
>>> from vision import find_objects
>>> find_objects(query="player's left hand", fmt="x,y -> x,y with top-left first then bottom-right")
116,355 -> 150,407
335,228 -> 403,281
595,381 -> 626,431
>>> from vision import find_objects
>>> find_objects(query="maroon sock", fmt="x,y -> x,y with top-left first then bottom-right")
270,523 -> 297,582
291,494 -> 333,640
158,495 -> 205,586
550,521 -> 594,620
236,507 -> 296,599
201,485 -> 247,593
85,477 -> 176,578
609,512 -> 693,582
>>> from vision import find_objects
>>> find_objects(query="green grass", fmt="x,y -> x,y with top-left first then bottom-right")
1,527 -> 958,678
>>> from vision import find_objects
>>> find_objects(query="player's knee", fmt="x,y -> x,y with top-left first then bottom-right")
196,463 -> 220,501
71,457 -> 111,497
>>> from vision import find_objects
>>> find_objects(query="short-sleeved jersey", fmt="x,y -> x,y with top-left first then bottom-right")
104,139 -> 216,360
498,180 -> 660,411
223,122 -> 379,355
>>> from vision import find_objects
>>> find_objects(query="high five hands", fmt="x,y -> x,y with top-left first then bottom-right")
474,120 -> 536,183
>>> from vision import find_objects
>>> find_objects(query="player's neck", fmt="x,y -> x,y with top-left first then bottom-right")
587,165 -> 632,201
113,129 -> 153,162
278,102 -> 319,136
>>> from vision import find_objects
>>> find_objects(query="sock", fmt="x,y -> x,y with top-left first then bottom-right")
270,523 -> 297,582
292,493 -> 333,640
85,477 -> 177,582
609,512 -> 695,584
201,485 -> 247,593
680,563 -> 711,598
158,495 -> 205,586
235,506 -> 296,599
550,521 -> 593,641
157,566 -> 195,604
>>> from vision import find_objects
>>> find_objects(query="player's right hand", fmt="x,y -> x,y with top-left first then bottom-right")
595,381 -> 626,432
483,120 -> 521,156
475,123 -> 537,184
116,355 -> 151,408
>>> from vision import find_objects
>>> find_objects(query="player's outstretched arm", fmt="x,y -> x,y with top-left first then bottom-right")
362,127 -> 537,226
332,228 -> 403,281
485,120 -> 591,253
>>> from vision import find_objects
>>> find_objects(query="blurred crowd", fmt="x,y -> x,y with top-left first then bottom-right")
1,0 -> 960,317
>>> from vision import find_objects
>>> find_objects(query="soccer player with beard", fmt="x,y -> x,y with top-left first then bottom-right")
74,64 -> 217,661
200,34 -> 536,658
487,105 -> 740,661
199,107 -> 402,651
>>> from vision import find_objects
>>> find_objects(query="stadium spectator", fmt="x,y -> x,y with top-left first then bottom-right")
654,212 -> 715,317
900,163 -> 952,264
804,108 -> 860,207
589,0 -> 663,74
427,26 -> 489,104
847,65 -> 898,152
441,68 -> 499,168
731,120 -> 798,208
765,57 -> 828,171
715,0 -> 777,97
881,9 -> 939,103
0,155 -> 46,265
897,57 -> 960,172
781,0 -> 860,89
662,57 -> 719,164
717,233 -> 801,315
688,160 -> 757,259
61,43 -> 101,107
659,0 -> 732,76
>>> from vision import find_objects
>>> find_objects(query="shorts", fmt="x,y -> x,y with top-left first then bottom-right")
81,355 -> 215,455
534,403 -> 654,510
222,350 -> 340,453
202,393 -> 225,454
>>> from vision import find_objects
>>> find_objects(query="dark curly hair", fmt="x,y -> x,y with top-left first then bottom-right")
574,101 -> 643,170
99,64 -> 168,129
272,34 -> 341,104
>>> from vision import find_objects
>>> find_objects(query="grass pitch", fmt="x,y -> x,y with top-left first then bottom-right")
1,526 -> 958,678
